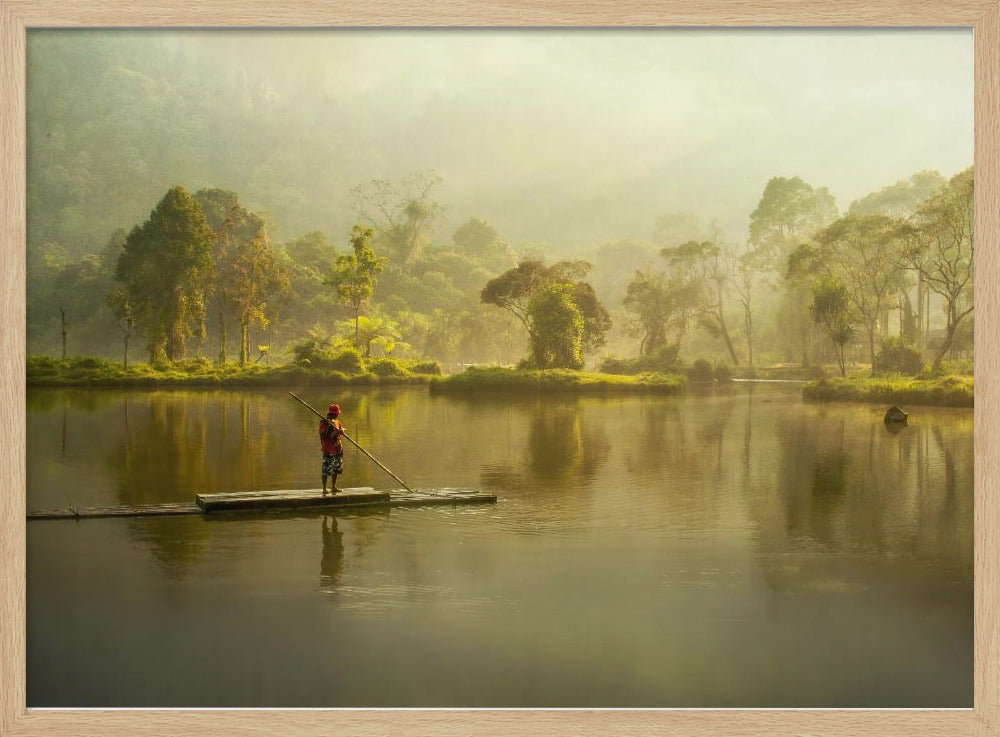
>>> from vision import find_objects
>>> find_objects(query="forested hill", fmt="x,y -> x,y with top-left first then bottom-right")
28,31 -> 357,257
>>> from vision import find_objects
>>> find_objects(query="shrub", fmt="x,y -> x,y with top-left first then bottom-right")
70,356 -> 108,370
874,337 -> 925,375
806,364 -> 827,380
367,358 -> 408,377
306,348 -> 363,373
409,361 -> 442,375
600,344 -> 681,375
714,364 -> 733,383
688,358 -> 713,382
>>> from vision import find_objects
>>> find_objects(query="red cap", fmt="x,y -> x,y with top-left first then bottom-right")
328,404 -> 340,415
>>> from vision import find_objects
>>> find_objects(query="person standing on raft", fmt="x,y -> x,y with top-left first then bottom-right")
319,404 -> 345,495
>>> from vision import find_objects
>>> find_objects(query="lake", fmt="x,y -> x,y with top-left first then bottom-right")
25,384 -> 973,707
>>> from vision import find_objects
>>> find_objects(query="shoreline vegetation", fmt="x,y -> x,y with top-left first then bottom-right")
27,355 -> 973,407
803,375 -> 973,408
26,354 -> 440,388
429,365 -> 687,394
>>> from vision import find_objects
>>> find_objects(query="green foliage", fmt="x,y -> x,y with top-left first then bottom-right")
622,269 -> 696,357
352,173 -> 443,267
600,344 -> 680,375
452,217 -> 512,270
804,375 -> 973,407
930,358 -> 974,377
527,282 -> 585,369
115,185 -> 213,362
688,358 -> 713,382
748,176 -> 838,269
431,365 -> 686,394
283,230 -> 334,272
482,258 -> 609,367
814,214 -> 909,373
292,339 -> 364,373
874,337 -> 925,376
326,225 -> 385,349
26,353 -> 432,387
366,357 -> 409,378
809,276 -> 856,377
904,167 -> 974,369
848,170 -> 947,218
408,360 -> 442,375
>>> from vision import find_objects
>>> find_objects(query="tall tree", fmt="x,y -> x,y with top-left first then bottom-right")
622,268 -> 699,360
351,172 -> 443,268
731,248 -> 764,367
527,282 -> 585,369
481,259 -> 609,366
810,276 -> 856,377
106,288 -> 136,368
902,167 -> 974,369
230,230 -> 291,366
814,214 -> 907,374
748,176 -> 838,366
661,234 -> 739,364
195,188 -> 268,364
326,225 -> 385,351
749,177 -> 838,269
115,186 -> 213,362
452,217 -> 512,270
848,169 -> 948,348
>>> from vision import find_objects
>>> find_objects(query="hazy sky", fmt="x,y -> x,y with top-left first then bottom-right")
33,28 -> 974,250
208,28 -> 973,245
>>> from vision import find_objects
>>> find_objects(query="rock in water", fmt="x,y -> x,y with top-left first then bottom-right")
884,406 -> 908,424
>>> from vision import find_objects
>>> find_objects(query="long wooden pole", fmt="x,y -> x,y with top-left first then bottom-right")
288,392 -> 414,493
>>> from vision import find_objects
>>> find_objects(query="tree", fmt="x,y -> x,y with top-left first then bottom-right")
527,282 -> 585,369
661,234 -> 739,364
810,277 -> 855,377
748,176 -> 838,365
326,225 -> 385,351
814,214 -> 908,374
481,259 -> 609,366
731,248 -> 764,367
195,188 -> 271,364
848,170 -> 947,218
749,177 -> 838,269
452,217 -> 512,270
115,186 -> 213,362
283,230 -> 335,273
106,288 -> 136,368
230,230 -> 291,366
903,167 -> 974,369
848,169 -> 948,348
621,268 -> 698,358
351,172 -> 443,267
341,314 -> 404,359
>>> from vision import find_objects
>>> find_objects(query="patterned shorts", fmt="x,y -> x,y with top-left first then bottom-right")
322,454 -> 343,476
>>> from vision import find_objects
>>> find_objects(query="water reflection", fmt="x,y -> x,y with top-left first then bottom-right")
320,515 -> 345,590
526,398 -> 609,483
26,386 -> 974,707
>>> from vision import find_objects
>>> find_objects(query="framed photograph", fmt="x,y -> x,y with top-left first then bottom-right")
2,1 -> 997,735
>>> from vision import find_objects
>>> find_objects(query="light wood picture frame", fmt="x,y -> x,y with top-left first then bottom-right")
1,1 -> 997,735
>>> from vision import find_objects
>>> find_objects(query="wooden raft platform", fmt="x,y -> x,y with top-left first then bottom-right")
27,488 -> 496,520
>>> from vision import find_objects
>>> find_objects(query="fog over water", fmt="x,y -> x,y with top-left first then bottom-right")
28,28 -> 972,251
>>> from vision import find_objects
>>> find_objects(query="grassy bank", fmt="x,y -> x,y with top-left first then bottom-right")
26,355 -> 440,388
803,375 -> 973,408
430,365 -> 686,394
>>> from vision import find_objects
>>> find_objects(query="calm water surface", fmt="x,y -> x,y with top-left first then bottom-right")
26,385 -> 973,707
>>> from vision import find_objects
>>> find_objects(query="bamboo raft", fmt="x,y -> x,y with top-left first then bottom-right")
27,488 -> 497,520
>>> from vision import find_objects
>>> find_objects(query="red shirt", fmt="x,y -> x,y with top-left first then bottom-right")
319,419 -> 343,455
